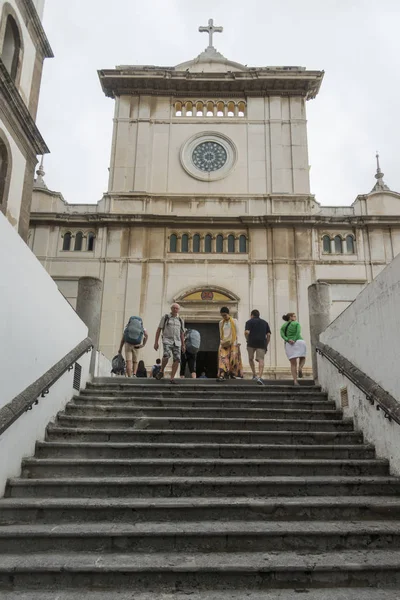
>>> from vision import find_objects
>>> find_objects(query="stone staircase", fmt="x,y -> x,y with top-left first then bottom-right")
1,378 -> 400,599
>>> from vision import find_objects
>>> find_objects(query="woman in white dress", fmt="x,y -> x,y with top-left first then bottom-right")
280,312 -> 307,386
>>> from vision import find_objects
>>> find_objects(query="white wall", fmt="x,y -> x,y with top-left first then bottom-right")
320,252 -> 400,400
0,213 -> 91,495
0,115 -> 26,227
318,252 -> 400,474
0,212 -> 88,407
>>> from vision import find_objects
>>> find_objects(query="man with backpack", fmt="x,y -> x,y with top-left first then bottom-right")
154,303 -> 185,383
118,316 -> 148,378
180,328 -> 201,378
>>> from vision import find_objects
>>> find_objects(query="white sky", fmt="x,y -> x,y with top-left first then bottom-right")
37,0 -> 400,206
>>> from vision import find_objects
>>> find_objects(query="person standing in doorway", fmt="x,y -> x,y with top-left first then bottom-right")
154,303 -> 185,384
280,312 -> 307,386
118,316 -> 148,378
217,307 -> 243,380
245,309 -> 271,385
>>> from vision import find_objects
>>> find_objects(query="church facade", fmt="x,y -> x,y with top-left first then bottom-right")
29,22 -> 400,377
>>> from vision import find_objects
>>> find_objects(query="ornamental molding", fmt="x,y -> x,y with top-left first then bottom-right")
180,131 -> 237,182
17,0 -> 54,58
0,60 -> 49,156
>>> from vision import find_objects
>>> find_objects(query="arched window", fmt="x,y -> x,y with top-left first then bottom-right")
175,101 -> 182,116
238,101 -> 246,117
334,235 -> 343,254
185,101 -> 193,117
322,235 -> 331,253
0,138 -> 10,212
196,101 -> 203,116
2,16 -> 21,82
239,235 -> 247,253
169,234 -> 177,253
62,232 -> 72,251
204,234 -> 212,253
87,232 -> 95,251
346,235 -> 355,254
193,234 -> 200,253
216,101 -> 224,117
216,234 -> 223,253
227,101 -> 235,117
181,234 -> 189,253
74,232 -> 83,251
228,234 -> 235,253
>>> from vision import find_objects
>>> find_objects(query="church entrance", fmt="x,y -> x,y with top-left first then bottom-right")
185,322 -> 219,378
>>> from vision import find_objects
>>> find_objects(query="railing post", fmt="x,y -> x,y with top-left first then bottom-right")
308,282 -> 331,383
76,277 -> 103,375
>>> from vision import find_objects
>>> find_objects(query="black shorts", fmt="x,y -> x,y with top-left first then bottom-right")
180,351 -> 197,376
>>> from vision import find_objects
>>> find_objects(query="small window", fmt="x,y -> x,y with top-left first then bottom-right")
216,234 -> 223,253
204,234 -> 212,253
334,235 -> 343,254
62,232 -> 72,251
185,101 -> 193,117
181,234 -> 189,253
239,235 -> 247,253
193,234 -> 200,253
170,234 -> 177,253
175,101 -> 182,116
87,232 -> 95,251
346,235 -> 355,254
228,234 -> 235,253
2,16 -> 21,82
238,101 -> 246,117
206,101 -> 214,117
227,101 -> 235,117
322,235 -> 331,253
74,232 -> 83,251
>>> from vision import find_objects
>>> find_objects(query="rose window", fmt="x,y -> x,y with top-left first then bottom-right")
192,141 -> 227,172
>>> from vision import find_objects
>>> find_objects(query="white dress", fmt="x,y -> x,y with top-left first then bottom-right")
285,339 -> 307,360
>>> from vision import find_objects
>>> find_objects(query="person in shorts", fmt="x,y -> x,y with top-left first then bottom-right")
118,319 -> 148,378
154,303 -> 185,383
245,309 -> 271,385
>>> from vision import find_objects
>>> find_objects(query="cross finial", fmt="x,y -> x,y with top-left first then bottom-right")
34,155 -> 48,189
199,18 -> 223,49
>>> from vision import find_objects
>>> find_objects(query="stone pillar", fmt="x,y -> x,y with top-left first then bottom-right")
308,282 -> 331,382
76,277 -> 103,375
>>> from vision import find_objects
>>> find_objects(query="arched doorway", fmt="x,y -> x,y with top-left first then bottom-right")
174,286 -> 239,378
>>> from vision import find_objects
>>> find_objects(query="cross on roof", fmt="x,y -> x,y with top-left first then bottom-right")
199,19 -> 223,48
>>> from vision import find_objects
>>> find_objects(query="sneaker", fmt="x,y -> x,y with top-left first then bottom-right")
131,374 -> 137,378
256,377 -> 264,386
155,371 -> 164,380
252,375 -> 258,381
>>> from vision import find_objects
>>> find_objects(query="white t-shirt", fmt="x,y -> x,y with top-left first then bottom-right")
221,318 -> 239,345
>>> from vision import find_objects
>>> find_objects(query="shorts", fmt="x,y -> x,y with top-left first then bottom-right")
247,347 -> 266,362
124,343 -> 140,362
163,341 -> 181,362
180,351 -> 197,376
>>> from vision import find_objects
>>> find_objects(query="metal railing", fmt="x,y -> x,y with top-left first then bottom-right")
0,337 -> 93,436
316,341 -> 400,427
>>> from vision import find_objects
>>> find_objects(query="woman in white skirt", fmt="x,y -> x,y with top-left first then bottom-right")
280,313 -> 307,386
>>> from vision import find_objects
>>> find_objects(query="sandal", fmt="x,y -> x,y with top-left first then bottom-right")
170,379 -> 177,384
298,369 -> 303,379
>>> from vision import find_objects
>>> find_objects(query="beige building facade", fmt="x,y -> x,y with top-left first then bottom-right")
29,26 -> 400,377
0,0 -> 52,239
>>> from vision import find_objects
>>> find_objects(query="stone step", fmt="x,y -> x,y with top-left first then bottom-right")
2,496 -> 400,525
82,387 -> 325,399
66,403 -> 342,420
21,457 -> 389,479
7,476 -> 400,499
1,591 -> 400,600
1,550 -> 400,589
1,521 -> 400,554
36,441 -> 376,460
56,415 -> 352,432
73,394 -> 334,409
46,424 -> 363,445
89,378 -> 319,388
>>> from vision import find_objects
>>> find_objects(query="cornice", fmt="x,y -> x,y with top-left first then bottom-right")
98,68 -> 324,101
16,0 -> 54,58
29,212 -> 400,228
0,60 -> 49,155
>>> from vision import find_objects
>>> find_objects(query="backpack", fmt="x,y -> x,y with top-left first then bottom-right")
186,329 -> 201,354
162,314 -> 184,334
152,364 -> 161,378
111,353 -> 126,375
124,316 -> 144,346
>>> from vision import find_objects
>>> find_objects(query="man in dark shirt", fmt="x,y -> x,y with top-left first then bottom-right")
245,309 -> 271,385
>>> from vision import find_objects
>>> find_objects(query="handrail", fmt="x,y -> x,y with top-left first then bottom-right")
0,337 -> 93,436
316,341 -> 400,427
